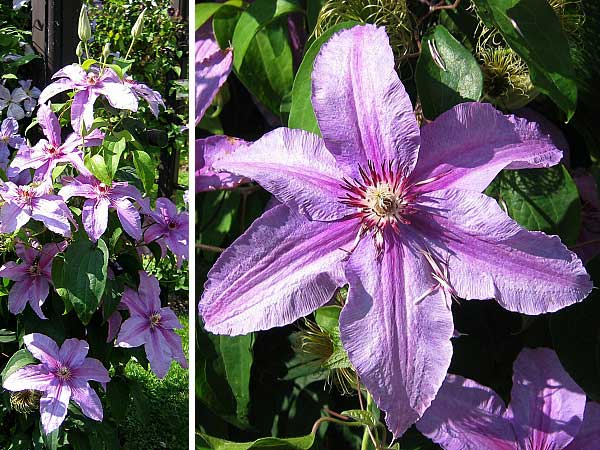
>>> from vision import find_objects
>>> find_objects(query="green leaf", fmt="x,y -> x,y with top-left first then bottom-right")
231,0 -> 302,72
86,154 -> 112,185
219,334 -> 255,424
196,1 -> 244,30
472,0 -> 577,119
288,21 -> 358,134
0,329 -> 17,343
199,433 -> 316,450
415,25 -> 483,119
485,165 -> 581,245
551,290 -> 600,401
106,377 -> 131,421
60,237 -> 109,325
340,409 -> 377,428
1,349 -> 36,383
132,150 -> 156,194
103,133 -> 128,179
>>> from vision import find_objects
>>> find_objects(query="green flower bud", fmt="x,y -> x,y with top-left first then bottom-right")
76,41 -> 84,58
78,5 -> 91,42
131,8 -> 146,39
102,42 -> 111,60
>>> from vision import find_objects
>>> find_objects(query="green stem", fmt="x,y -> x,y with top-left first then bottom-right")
124,38 -> 136,60
360,392 -> 374,450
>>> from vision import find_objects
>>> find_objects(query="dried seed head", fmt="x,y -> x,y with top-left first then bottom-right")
314,0 -> 415,64
10,390 -> 41,414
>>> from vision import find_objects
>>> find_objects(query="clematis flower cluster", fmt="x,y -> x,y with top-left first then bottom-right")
417,347 -> 600,450
199,25 -> 592,437
0,81 -> 40,120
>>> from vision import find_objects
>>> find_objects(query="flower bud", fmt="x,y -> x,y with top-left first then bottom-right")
131,8 -> 146,39
76,41 -> 84,58
78,5 -> 91,42
102,42 -> 111,60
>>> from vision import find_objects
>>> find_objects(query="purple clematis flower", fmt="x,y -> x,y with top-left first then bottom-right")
2,333 -> 110,434
116,271 -> 187,378
196,22 -> 233,124
197,135 -> 250,192
0,181 -> 74,236
144,198 -> 189,267
199,25 -> 592,437
38,64 -> 138,132
122,74 -> 165,118
10,103 -> 104,181
19,80 -> 41,116
0,241 -> 66,319
0,117 -> 25,168
417,347 -> 600,450
59,175 -> 142,242
0,85 -> 28,120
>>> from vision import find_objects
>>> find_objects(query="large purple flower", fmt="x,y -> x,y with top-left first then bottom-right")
10,103 -> 103,181
2,333 -> 110,434
0,181 -> 74,236
417,348 -> 600,450
116,271 -> 187,378
199,25 -> 592,437
144,198 -> 188,267
59,175 -> 142,242
196,22 -> 233,124
0,117 -> 24,168
38,64 -> 138,132
0,241 -> 66,319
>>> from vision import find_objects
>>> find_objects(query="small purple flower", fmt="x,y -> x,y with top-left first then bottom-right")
0,181 -> 74,236
38,64 -> 138,132
10,103 -> 104,181
144,198 -> 188,267
196,135 -> 251,192
0,85 -> 28,120
196,22 -> 233,124
18,80 -> 42,117
0,241 -> 66,319
122,74 -> 165,118
59,175 -> 142,242
0,117 -> 25,169
2,333 -> 110,434
417,348 -> 600,450
199,25 -> 592,437
116,271 -> 187,378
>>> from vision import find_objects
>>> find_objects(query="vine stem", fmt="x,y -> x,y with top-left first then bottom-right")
197,244 -> 224,253
361,391 -> 378,450
310,417 -> 363,435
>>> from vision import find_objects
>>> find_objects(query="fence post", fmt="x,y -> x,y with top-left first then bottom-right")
31,0 -> 83,85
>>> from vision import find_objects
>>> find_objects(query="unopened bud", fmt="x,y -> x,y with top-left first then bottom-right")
102,43 -> 111,60
78,5 -> 91,42
131,8 -> 146,39
76,41 -> 84,58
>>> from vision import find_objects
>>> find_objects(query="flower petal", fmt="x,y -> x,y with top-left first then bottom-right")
70,380 -> 103,421
71,89 -> 98,133
340,233 -> 454,438
506,348 -> 586,450
145,329 -> 171,379
312,25 -> 420,177
138,271 -> 161,312
200,204 -> 356,335
37,103 -> 61,147
72,358 -> 110,383
31,196 -> 73,237
159,307 -> 182,330
112,198 -> 142,240
97,82 -> 138,112
24,333 -> 60,367
3,364 -> 55,392
565,402 -> 600,450
196,135 -> 251,192
416,374 -> 516,450
58,338 -> 89,368
196,23 -> 233,123
116,316 -> 150,348
120,288 -> 147,317
82,197 -> 109,242
416,189 -> 592,314
411,103 -> 562,192
214,128 -> 349,221
40,379 -> 71,434
0,261 -> 28,281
